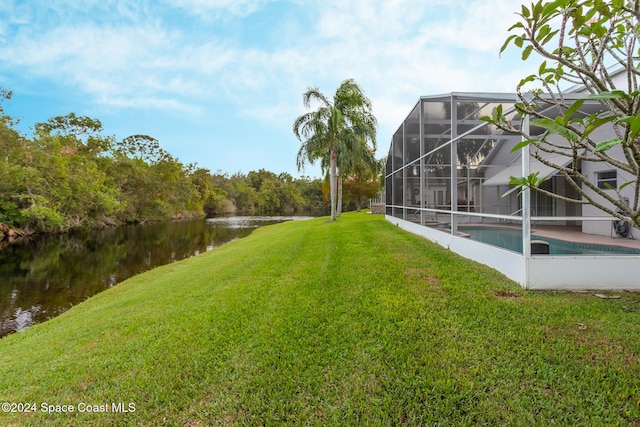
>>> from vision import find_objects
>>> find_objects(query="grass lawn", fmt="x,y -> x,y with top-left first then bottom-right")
1,212 -> 639,426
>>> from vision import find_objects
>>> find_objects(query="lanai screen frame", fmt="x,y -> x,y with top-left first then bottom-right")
383,92 -> 640,289
384,92 -> 525,238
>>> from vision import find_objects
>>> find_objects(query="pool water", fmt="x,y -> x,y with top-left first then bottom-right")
459,226 -> 640,255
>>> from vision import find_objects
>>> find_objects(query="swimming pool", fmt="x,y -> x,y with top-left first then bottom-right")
458,226 -> 640,255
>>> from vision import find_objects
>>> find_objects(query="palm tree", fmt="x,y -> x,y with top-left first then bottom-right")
319,133 -> 379,216
293,79 -> 377,221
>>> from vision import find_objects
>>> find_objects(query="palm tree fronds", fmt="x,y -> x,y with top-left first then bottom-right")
293,79 -> 377,220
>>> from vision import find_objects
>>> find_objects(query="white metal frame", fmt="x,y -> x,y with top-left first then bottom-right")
384,92 -> 640,290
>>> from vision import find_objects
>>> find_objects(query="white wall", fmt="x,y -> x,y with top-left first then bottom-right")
388,215 -> 526,285
387,215 -> 640,290
580,124 -> 639,238
528,256 -> 640,289
569,69 -> 639,237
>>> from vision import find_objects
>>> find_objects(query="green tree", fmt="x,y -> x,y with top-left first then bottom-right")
106,156 -> 152,222
114,134 -> 172,164
342,156 -> 384,212
35,113 -> 111,156
293,176 -> 327,212
206,171 -> 236,215
190,167 -> 232,216
26,117 -> 120,230
276,173 -> 305,213
257,179 -> 280,212
0,91 -> 30,231
294,79 -> 377,221
110,136 -> 203,222
486,0 -> 640,228
247,169 -> 277,191
244,169 -> 306,213
228,173 -> 258,213
2,113 -> 120,232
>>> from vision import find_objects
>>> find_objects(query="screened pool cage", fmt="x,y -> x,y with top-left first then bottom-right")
384,93 -> 640,290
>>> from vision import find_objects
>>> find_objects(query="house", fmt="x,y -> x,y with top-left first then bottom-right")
384,89 -> 640,290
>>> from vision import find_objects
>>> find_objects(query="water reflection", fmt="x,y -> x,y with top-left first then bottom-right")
0,216 -> 310,338
207,215 -> 312,229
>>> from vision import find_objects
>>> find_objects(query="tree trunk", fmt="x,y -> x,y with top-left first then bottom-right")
330,149 -> 337,221
337,174 -> 343,217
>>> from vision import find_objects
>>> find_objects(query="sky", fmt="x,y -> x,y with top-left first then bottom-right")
0,0 -> 535,179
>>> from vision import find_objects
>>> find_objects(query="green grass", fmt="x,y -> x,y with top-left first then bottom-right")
1,212 -> 640,426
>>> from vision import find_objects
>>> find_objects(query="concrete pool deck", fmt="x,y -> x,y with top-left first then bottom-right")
458,223 -> 640,251
414,218 -> 640,251
532,225 -> 640,250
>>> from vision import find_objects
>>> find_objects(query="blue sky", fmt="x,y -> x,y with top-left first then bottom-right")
0,0 -> 533,178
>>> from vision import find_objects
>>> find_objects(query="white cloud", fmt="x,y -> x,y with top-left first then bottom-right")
302,1 -> 532,149
166,0 -> 275,18
419,0 -> 523,53
0,0 -> 529,109
0,0 -> 536,174
0,20 -> 225,112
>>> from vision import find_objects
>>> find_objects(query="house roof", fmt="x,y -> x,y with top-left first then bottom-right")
386,91 -> 608,180
482,152 -> 574,186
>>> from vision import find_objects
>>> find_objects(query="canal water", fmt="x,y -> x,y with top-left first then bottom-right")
0,216 -> 311,338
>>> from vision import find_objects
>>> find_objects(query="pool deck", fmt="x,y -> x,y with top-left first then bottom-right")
465,223 -> 640,251
404,213 -> 640,250
533,225 -> 640,250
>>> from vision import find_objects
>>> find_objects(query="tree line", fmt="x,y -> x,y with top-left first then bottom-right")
0,91 -> 380,239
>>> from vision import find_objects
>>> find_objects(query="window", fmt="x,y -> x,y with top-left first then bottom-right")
596,171 -> 617,189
